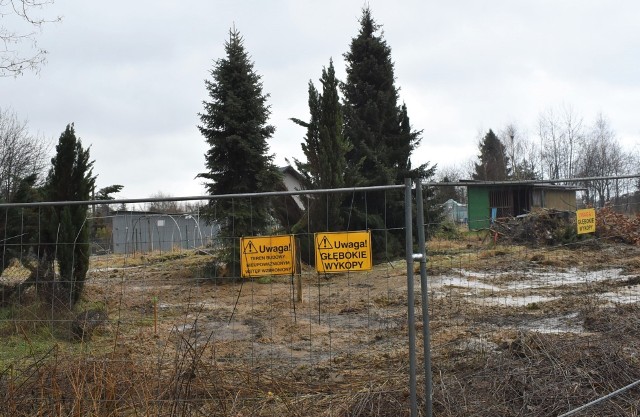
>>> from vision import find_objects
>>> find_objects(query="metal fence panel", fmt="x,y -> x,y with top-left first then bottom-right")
0,185 -> 420,417
2,181 -> 640,416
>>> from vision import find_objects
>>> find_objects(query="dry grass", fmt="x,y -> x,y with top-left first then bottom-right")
3,243 -> 640,416
1,329 -> 414,417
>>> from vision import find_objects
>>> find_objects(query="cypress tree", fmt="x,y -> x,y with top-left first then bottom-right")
0,174 -> 43,304
0,174 -> 40,276
292,82 -> 321,190
43,123 -> 95,306
292,59 -> 351,232
198,28 -> 281,272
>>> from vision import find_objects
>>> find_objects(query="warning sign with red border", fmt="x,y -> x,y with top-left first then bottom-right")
315,230 -> 372,273
240,235 -> 295,278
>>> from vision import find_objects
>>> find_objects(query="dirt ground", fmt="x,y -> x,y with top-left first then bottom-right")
4,237 -> 640,416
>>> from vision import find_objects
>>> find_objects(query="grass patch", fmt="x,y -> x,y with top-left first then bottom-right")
0,326 -> 58,367
256,276 -> 273,284
134,316 -> 155,327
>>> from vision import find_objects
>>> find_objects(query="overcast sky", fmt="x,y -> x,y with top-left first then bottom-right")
3,0 -> 639,199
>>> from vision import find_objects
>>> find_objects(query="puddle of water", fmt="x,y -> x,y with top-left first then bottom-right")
458,337 -> 499,353
506,268 -> 624,289
473,295 -> 560,307
436,268 -> 626,292
89,265 -> 144,273
176,323 -> 193,332
452,268 -> 624,289
598,287 -> 640,305
433,268 -> 627,309
517,312 -> 583,334
433,276 -> 500,292
455,269 -> 511,279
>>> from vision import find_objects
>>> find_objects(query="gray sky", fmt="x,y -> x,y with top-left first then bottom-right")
3,0 -> 639,199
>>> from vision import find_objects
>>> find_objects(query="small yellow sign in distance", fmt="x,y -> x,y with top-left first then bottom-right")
240,235 -> 295,278
576,208 -> 596,234
315,230 -> 372,273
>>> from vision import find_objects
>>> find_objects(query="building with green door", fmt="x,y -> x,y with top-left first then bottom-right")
465,182 -> 580,230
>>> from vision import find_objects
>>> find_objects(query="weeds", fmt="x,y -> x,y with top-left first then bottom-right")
3,245 -> 640,416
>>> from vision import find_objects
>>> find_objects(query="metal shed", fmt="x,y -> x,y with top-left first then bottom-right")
442,199 -> 468,224
111,211 -> 219,254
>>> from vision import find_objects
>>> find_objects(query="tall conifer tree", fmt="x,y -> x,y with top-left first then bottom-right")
341,7 -> 439,253
473,129 -> 510,181
342,7 -> 397,188
43,123 -> 95,306
342,8 -> 429,185
198,28 -> 281,271
292,59 -> 351,231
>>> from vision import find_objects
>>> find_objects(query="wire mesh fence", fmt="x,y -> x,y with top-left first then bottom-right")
425,191 -> 640,416
0,186 -> 416,417
1,184 -> 640,416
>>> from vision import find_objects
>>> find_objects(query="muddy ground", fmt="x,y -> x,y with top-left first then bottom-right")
3,238 -> 640,416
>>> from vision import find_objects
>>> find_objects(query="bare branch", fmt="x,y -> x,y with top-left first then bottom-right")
0,0 -> 60,76
0,107 -> 51,200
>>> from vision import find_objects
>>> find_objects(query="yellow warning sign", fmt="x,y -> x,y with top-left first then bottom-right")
240,235 -> 295,278
315,230 -> 372,273
576,208 -> 596,234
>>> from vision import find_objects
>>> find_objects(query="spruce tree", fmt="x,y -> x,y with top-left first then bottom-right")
292,59 -> 351,232
198,28 -> 281,271
473,129 -> 510,181
43,124 -> 95,306
342,7 -> 439,254
342,7 -> 396,188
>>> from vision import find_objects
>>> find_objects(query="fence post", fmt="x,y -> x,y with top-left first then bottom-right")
415,180 -> 433,417
404,178 -> 418,417
295,237 -> 302,303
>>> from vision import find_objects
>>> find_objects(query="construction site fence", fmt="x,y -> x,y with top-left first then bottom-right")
1,180 -> 640,416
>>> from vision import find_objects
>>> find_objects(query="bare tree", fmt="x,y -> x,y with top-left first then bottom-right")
560,104 -> 584,179
435,164 -> 466,203
538,108 -> 562,179
576,113 -> 632,207
501,123 -> 518,175
537,105 -> 587,181
0,107 -> 49,201
146,192 -> 183,214
500,122 -> 540,180
1,0 -> 59,76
